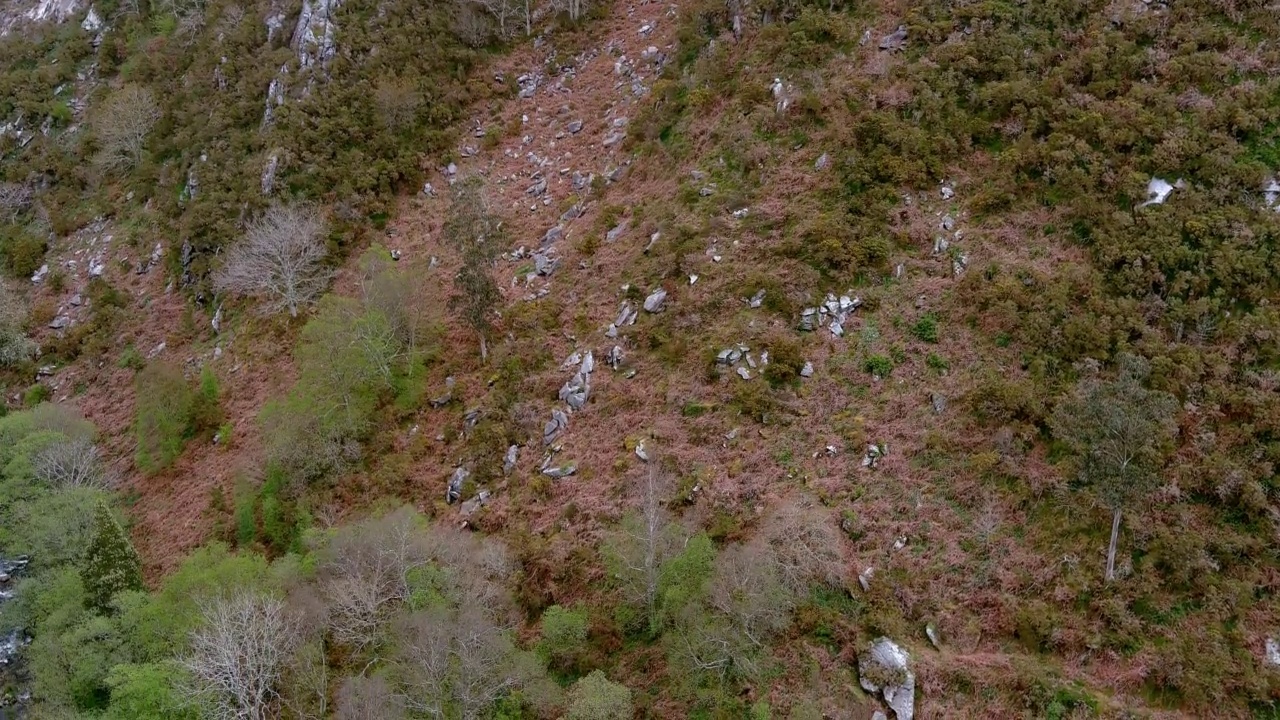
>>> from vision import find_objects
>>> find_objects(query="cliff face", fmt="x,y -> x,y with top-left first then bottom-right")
1,0 -> 82,34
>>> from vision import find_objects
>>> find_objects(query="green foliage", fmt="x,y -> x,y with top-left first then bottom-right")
863,354 -> 893,378
658,533 -> 716,624
233,479 -> 257,547
762,337 -> 805,388
1051,355 -> 1178,512
133,361 -> 195,473
911,313 -> 939,343
24,383 -> 50,406
0,277 -> 35,368
539,604 -> 589,669
443,176 -> 505,357
566,670 -> 634,720
0,225 -> 47,278
116,345 -> 145,371
81,499 -> 144,612
189,365 -> 224,436
103,662 -> 197,720
260,295 -> 401,482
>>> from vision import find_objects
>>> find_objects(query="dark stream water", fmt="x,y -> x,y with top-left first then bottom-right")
0,555 -> 31,718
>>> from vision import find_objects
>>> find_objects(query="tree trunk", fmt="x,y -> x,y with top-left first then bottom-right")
1105,507 -> 1122,582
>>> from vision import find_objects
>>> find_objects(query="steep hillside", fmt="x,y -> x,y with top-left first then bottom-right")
1,0 -> 1280,717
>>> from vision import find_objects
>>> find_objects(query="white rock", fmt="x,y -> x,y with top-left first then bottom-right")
859,637 -> 915,720
1139,176 -> 1185,207
1267,637 -> 1280,667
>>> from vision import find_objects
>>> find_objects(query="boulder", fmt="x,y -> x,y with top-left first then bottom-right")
503,445 -> 518,475
541,465 -> 576,478
459,489 -> 490,517
799,307 -> 819,331
930,393 -> 946,414
446,466 -> 469,504
748,289 -> 766,308
567,119 -> 584,134
858,637 -> 915,720
1267,638 -> 1280,667
879,25 -> 908,51
429,376 -> 455,408
800,362 -> 814,378
643,288 -> 667,313
606,221 -> 629,243
1138,176 -> 1185,207
559,372 -> 590,410
543,408 -> 569,445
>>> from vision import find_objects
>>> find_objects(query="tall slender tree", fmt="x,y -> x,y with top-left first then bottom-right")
1051,354 -> 1178,582
442,177 -> 504,362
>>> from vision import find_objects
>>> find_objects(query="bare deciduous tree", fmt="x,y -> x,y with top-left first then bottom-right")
393,607 -> 533,720
470,0 -> 519,37
32,437 -> 114,489
759,497 -> 846,594
707,542 -> 792,651
0,181 -> 33,223
319,507 -> 431,651
336,675 -> 405,720
604,466 -> 679,632
450,1 -> 493,47
213,204 -> 332,318
182,591 -> 300,720
550,0 -> 587,22
92,84 -> 161,173
425,524 -> 517,623
1051,354 -> 1178,582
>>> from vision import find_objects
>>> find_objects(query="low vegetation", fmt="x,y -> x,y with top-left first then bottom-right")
1,0 -> 1280,715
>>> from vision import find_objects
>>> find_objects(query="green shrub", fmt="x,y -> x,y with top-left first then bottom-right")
911,313 -> 939,343
566,670 -> 633,720
24,383 -> 50,407
233,480 -> 257,548
763,337 -> 806,388
0,225 -> 47,278
539,604 -> 589,670
863,354 -> 893,378
133,361 -> 195,472
116,345 -> 145,371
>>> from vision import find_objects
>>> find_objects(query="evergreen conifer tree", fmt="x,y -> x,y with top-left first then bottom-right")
81,499 -> 144,611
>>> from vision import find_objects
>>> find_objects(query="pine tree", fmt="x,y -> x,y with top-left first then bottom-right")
81,499 -> 144,611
